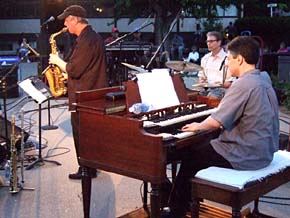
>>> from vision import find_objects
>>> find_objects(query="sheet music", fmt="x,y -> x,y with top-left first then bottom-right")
137,69 -> 180,110
18,78 -> 50,104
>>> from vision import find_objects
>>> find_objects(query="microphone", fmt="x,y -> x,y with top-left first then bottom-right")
219,56 -> 227,71
41,16 -> 55,27
23,42 -> 40,57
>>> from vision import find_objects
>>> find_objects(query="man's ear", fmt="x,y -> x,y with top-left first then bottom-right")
237,54 -> 244,65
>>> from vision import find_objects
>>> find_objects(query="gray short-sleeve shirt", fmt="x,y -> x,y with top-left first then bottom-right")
211,70 -> 279,170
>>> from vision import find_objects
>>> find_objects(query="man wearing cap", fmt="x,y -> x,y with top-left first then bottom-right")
49,5 -> 107,180
105,27 -> 119,44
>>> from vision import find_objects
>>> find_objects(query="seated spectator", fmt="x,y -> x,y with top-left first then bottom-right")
132,29 -> 142,43
277,41 -> 289,53
184,45 -> 199,64
224,22 -> 237,40
170,34 -> 185,60
125,28 -> 148,45
105,27 -> 119,44
18,38 -> 30,63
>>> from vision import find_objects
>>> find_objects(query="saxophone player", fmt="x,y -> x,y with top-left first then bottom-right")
49,5 -> 108,179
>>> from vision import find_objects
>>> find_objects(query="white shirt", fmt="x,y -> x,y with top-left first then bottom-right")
198,48 -> 233,84
185,51 -> 199,63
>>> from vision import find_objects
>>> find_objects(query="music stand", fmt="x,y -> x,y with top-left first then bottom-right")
18,76 -> 61,170
42,97 -> 58,130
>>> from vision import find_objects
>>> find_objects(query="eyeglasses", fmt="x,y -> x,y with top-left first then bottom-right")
205,40 -> 218,43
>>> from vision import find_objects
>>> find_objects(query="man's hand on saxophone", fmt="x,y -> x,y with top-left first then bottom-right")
49,53 -> 68,76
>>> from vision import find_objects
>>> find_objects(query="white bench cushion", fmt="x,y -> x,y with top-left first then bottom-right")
195,150 -> 290,189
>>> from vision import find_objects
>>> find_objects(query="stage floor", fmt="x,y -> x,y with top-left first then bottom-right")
0,95 -> 290,218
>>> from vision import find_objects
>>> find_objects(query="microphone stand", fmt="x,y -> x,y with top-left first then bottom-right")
146,9 -> 182,69
0,51 -> 31,159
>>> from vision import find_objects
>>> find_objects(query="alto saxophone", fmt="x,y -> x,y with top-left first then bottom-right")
44,27 -> 68,97
9,115 -> 19,194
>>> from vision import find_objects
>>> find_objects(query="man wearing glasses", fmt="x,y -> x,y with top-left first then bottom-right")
198,31 -> 234,91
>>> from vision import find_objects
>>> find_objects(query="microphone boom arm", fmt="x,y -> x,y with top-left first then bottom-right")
23,42 -> 40,57
146,9 -> 182,69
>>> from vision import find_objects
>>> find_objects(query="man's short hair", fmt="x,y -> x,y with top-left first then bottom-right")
227,36 -> 260,65
207,31 -> 222,41
76,17 -> 88,24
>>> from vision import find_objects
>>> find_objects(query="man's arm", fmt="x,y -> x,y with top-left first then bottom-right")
222,81 -> 232,88
198,70 -> 207,83
182,116 -> 221,132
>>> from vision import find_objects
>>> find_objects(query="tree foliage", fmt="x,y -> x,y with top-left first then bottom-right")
97,0 -> 236,44
96,0 -> 289,45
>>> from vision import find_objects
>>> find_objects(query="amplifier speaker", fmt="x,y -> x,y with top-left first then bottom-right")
0,66 -> 19,98
0,115 -> 30,153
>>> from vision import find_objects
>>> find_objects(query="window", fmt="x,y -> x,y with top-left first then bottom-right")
217,4 -> 238,17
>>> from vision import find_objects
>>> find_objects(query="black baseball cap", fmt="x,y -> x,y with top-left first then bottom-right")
57,5 -> 87,20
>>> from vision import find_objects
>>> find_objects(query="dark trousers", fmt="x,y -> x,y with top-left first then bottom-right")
169,143 -> 233,217
71,112 -> 80,166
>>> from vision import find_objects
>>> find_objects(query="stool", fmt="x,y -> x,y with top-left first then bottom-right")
191,150 -> 290,218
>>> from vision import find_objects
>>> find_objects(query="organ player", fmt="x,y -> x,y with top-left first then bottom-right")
166,36 -> 279,218
49,5 -> 108,180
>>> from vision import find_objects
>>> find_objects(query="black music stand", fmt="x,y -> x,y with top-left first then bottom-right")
18,77 -> 61,170
41,97 -> 58,130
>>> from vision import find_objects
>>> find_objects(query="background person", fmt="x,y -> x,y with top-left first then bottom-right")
170,33 -> 185,60
132,30 -> 141,42
18,38 -> 30,62
49,5 -> 108,180
104,27 -> 119,44
277,41 -> 289,53
184,45 -> 199,64
224,21 -> 238,40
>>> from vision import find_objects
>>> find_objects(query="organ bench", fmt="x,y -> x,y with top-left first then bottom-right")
191,150 -> 290,218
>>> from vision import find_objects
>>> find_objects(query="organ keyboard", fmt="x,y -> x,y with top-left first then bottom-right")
143,107 -> 218,128
158,130 -> 200,140
75,75 -> 221,218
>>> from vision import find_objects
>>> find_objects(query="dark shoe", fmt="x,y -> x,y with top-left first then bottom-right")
160,208 -> 186,218
68,167 -> 97,180
160,208 -> 173,218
